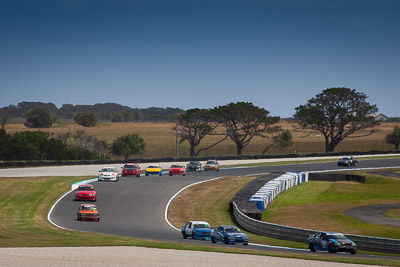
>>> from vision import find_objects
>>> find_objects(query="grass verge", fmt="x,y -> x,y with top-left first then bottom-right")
262,169 -> 400,238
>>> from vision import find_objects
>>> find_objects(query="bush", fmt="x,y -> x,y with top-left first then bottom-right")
23,108 -> 52,128
0,130 -> 99,160
74,112 -> 98,127
111,134 -> 146,159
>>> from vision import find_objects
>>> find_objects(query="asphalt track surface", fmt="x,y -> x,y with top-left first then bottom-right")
48,158 -> 400,261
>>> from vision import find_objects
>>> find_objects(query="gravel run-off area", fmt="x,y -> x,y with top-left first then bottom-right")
0,246 -> 377,267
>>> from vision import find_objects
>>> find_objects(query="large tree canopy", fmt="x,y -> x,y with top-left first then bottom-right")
216,102 -> 280,155
174,108 -> 226,157
294,87 -> 378,152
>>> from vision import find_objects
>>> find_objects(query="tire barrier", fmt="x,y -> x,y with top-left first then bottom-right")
231,202 -> 400,254
249,172 -> 308,211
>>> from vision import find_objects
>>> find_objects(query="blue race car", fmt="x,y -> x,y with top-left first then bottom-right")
211,225 -> 248,245
308,232 -> 357,254
181,221 -> 212,240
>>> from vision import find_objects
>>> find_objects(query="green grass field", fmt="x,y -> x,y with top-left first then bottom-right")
262,170 -> 400,238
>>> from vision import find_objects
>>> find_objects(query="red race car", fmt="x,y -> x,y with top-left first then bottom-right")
121,163 -> 141,177
169,164 -> 186,176
74,184 -> 97,201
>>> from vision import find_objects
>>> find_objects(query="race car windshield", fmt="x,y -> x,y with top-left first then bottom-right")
79,186 -> 94,191
193,224 -> 210,228
148,165 -> 159,168
327,234 -> 346,239
224,228 -> 240,233
82,206 -> 96,211
207,161 -> 217,164
102,168 -> 117,172
171,165 -> 182,168
125,165 -> 137,169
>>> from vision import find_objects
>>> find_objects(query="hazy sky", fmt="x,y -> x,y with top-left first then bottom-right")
1,0 -> 399,117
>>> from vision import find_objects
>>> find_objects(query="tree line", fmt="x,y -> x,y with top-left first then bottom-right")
1,87 -> 399,160
0,102 -> 184,122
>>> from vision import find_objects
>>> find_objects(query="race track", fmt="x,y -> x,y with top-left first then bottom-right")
49,158 -> 400,260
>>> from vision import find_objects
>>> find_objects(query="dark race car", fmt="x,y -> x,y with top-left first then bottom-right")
211,225 -> 248,245
186,161 -> 203,172
308,232 -> 357,254
121,163 -> 141,177
337,156 -> 358,166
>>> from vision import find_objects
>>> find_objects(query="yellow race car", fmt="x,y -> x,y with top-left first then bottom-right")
145,164 -> 163,176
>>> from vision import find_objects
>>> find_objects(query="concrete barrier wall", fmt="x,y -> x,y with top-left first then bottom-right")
231,202 -> 400,254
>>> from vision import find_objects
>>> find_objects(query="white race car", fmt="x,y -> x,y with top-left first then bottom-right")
98,167 -> 120,182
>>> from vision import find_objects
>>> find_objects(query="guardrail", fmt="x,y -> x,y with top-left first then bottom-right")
231,202 -> 400,254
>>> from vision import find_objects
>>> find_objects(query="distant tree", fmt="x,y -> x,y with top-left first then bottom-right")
111,134 -> 146,160
50,113 -> 59,124
100,109 -> 113,121
74,112 -> 98,127
386,126 -> 400,150
174,108 -> 227,157
216,102 -> 281,155
0,112 -> 10,129
24,108 -> 52,128
262,130 -> 293,154
294,87 -> 379,152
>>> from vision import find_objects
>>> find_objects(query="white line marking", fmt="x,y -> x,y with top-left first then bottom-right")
165,176 -> 226,231
47,177 -> 98,230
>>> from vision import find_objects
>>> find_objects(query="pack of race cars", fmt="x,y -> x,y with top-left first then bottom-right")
74,159 -> 358,254
74,161 -> 221,222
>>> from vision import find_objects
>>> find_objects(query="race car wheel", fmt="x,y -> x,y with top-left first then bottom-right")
224,237 -> 229,244
328,244 -> 336,253
211,236 -> 216,243
351,250 -> 357,255
308,243 -> 316,252
243,243 -> 248,246
182,232 -> 187,239
192,233 -> 195,239
183,173 -> 186,176
77,215 -> 81,221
